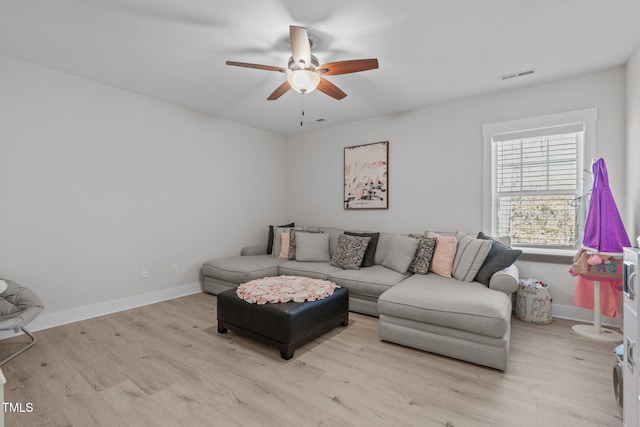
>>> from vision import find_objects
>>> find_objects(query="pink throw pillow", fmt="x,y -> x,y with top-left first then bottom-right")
279,232 -> 291,259
427,232 -> 457,277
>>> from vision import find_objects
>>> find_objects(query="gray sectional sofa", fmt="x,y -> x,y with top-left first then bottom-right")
202,226 -> 519,370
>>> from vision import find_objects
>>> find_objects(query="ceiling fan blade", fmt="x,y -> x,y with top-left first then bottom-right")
226,61 -> 287,73
267,81 -> 292,100
289,25 -> 311,67
318,59 -> 379,76
317,78 -> 347,100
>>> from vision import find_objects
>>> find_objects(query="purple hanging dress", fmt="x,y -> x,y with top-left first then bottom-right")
574,158 -> 630,316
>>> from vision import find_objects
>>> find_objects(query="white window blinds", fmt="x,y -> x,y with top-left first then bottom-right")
491,123 -> 584,248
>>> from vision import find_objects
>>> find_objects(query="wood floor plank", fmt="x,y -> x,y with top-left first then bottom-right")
99,380 -> 184,426
3,332 -> 126,427
0,293 -> 623,426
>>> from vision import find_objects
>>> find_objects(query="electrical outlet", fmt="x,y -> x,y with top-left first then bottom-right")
171,264 -> 178,274
141,268 -> 148,279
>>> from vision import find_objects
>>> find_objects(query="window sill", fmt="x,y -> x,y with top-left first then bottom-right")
517,247 -> 577,257
515,247 -> 577,264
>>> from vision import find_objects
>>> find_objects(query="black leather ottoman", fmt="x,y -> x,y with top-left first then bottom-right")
217,286 -> 349,359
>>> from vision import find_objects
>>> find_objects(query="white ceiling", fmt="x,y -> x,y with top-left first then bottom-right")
2,0 -> 640,135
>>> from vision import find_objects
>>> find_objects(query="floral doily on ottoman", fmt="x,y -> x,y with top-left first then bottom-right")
236,276 -> 339,304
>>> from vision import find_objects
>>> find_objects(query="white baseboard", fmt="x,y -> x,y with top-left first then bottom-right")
551,303 -> 622,329
0,282 -> 202,341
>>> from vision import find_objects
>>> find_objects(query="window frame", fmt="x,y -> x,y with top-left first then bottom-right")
482,108 -> 597,256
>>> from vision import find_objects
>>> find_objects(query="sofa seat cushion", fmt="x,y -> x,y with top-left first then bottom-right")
278,261 -> 344,280
378,274 -> 510,338
329,265 -> 411,299
202,255 -> 286,284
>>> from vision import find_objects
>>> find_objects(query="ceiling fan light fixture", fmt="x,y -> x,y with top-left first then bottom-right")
226,26 -> 378,101
287,69 -> 320,94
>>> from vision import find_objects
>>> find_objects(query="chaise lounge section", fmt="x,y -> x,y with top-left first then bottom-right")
378,268 -> 516,370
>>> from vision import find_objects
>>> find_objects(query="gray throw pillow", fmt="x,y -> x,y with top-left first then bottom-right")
475,232 -> 523,285
408,235 -> 437,275
452,232 -> 493,282
295,232 -> 330,262
288,229 -> 323,259
331,234 -> 371,270
382,235 -> 420,274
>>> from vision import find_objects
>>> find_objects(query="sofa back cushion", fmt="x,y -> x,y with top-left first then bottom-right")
373,232 -> 396,265
318,227 -> 347,257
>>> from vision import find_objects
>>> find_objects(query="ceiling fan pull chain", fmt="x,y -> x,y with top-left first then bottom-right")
300,94 -> 305,127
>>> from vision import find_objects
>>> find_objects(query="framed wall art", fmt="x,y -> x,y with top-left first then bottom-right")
344,141 -> 388,209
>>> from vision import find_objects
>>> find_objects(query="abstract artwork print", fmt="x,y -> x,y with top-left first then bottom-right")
344,141 -> 388,209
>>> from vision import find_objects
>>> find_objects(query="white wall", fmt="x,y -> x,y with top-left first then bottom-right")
627,44 -> 640,242
0,54 -> 286,324
286,67 -> 627,319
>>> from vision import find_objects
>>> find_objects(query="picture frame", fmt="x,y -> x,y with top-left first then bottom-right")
344,141 -> 388,209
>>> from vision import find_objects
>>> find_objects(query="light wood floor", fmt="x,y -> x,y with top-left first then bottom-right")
0,293 -> 622,426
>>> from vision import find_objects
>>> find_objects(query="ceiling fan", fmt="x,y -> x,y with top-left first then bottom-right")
226,25 -> 378,101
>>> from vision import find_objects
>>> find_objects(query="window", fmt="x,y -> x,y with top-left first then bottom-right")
483,109 -> 597,253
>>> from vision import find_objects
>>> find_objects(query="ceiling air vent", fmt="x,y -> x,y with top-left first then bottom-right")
501,68 -> 536,81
